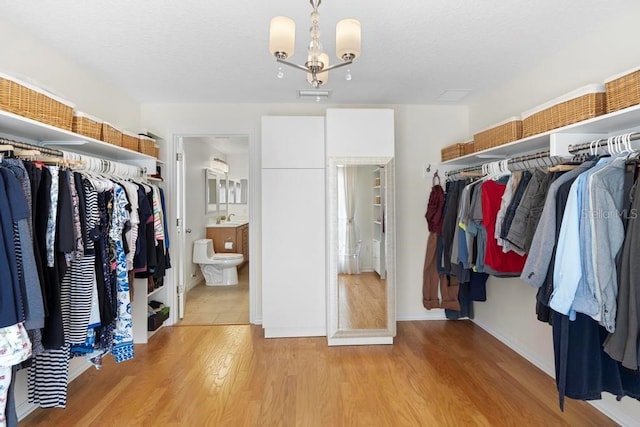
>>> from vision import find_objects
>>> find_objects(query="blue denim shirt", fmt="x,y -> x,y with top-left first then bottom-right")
551,158 -> 611,317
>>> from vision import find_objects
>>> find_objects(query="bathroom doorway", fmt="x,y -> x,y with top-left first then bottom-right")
175,134 -> 251,325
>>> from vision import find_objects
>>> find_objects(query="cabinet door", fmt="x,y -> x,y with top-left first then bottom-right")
206,227 -> 236,253
261,116 -> 325,169
242,225 -> 249,262
262,169 -> 325,337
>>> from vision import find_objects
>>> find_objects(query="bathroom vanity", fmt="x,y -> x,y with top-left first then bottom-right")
206,222 -> 249,268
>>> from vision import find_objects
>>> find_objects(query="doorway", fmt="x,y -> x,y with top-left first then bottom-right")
175,134 -> 251,325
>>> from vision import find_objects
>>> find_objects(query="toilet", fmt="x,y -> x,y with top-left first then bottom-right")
193,239 -> 244,286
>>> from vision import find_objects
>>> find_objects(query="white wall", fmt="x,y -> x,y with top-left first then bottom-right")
183,138 -> 226,290
469,2 -> 640,133
140,103 -> 469,325
0,17 -> 140,130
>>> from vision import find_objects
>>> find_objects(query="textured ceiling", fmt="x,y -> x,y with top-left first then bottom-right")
1,0 -> 635,105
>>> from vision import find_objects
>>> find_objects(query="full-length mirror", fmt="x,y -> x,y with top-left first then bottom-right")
327,157 -> 396,345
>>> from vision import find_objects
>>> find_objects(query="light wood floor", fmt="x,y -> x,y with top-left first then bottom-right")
178,264 -> 249,325
21,321 -> 616,426
338,272 -> 386,329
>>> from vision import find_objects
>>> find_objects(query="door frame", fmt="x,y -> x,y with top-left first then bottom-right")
169,130 -> 260,325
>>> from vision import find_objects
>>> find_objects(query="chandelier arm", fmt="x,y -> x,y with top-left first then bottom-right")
322,60 -> 353,72
276,58 -> 312,72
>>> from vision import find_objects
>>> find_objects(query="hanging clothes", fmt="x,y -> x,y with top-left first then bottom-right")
0,151 -> 170,418
423,172 -> 459,310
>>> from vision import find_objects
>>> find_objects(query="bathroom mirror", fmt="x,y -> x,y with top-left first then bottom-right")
327,157 -> 396,346
205,168 -> 219,214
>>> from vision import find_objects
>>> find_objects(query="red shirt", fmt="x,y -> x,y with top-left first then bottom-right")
481,179 -> 527,273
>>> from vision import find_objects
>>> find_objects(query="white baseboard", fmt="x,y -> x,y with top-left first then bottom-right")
471,317 -> 555,376
471,318 -> 633,427
397,310 -> 447,321
328,336 -> 393,346
186,274 -> 202,292
263,327 -> 326,338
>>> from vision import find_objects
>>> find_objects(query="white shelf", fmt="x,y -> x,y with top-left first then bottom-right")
0,109 -> 156,162
147,286 -> 165,298
442,103 -> 640,166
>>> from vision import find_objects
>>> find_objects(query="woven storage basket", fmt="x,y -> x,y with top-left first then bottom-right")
72,112 -> 102,140
0,72 -> 74,130
441,142 -> 465,162
121,131 -> 140,151
462,140 -> 475,155
522,84 -> 606,138
605,66 -> 640,113
473,117 -> 523,152
101,122 -> 123,146
153,143 -> 160,159
138,135 -> 156,156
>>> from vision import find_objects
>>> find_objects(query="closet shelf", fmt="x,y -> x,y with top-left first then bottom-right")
0,109 -> 156,162
442,103 -> 640,165
147,286 -> 164,298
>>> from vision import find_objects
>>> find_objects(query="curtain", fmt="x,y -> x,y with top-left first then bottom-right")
338,165 -> 358,274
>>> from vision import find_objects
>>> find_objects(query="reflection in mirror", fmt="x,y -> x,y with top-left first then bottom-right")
239,179 -> 248,204
205,168 -> 219,214
328,157 -> 395,346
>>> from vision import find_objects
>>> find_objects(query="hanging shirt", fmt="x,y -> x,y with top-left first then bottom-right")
551,158 -> 612,319
481,179 -> 527,274
520,161 -> 595,288
589,158 -> 626,332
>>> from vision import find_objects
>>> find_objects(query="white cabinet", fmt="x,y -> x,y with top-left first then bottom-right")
261,116 -> 326,338
261,116 -> 325,168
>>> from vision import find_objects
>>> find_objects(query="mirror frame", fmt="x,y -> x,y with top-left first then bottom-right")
327,156 -> 396,346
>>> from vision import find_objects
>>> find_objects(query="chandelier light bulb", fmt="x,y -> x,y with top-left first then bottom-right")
268,1 -> 360,89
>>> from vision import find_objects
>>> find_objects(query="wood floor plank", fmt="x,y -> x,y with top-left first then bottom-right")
20,321 -> 619,426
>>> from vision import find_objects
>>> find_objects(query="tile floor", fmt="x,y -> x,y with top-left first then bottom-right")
178,263 -> 249,325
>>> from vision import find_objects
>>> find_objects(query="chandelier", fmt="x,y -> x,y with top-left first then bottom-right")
268,0 -> 361,88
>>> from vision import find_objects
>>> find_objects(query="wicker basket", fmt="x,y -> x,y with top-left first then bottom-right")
522,85 -> 606,138
441,142 -> 465,162
72,112 -> 102,140
605,66 -> 640,113
473,117 -> 523,152
138,135 -> 156,156
462,140 -> 475,155
153,143 -> 160,159
121,131 -> 140,151
101,122 -> 123,146
0,72 -> 74,130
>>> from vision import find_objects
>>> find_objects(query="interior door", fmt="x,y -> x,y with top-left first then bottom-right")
176,137 -> 186,319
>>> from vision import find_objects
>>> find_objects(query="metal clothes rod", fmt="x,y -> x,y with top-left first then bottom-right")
445,129 -> 640,179
0,136 -> 63,157
62,151 -> 146,179
568,131 -> 640,154
445,149 -> 553,178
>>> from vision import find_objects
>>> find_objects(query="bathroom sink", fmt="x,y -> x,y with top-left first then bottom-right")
208,220 -> 248,227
